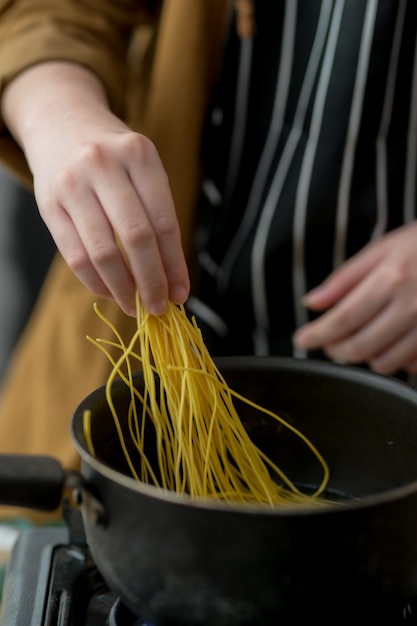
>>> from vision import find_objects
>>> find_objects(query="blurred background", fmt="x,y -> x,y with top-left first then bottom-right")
0,167 -> 56,588
0,165 -> 55,383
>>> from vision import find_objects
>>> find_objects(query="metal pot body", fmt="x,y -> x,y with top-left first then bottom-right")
70,357 -> 417,625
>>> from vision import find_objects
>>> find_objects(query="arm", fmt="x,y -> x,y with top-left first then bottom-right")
0,1 -> 189,315
1,61 -> 189,316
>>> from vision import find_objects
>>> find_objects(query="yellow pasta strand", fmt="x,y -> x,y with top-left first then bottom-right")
84,295 -> 331,506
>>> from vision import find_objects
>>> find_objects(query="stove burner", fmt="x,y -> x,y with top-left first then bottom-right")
0,501 -> 155,626
109,597 -> 155,626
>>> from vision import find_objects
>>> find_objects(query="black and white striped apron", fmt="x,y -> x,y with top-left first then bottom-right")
188,0 -> 417,372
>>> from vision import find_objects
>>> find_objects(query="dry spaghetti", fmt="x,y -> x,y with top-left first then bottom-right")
84,295 -> 330,506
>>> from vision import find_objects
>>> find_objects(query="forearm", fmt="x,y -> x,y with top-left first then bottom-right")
1,61 -> 114,172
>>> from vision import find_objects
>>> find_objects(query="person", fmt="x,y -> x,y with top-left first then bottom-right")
0,0 -> 417,522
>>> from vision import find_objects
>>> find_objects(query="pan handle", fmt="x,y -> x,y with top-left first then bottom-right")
0,454 -> 66,511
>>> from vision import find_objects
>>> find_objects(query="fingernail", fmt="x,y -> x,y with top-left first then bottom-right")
170,284 -> 189,304
301,290 -> 316,304
293,332 -> 305,348
149,299 -> 168,316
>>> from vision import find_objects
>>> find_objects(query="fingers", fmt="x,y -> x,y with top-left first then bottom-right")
295,294 -> 417,375
294,266 -> 390,351
112,136 -> 190,312
293,224 -> 417,375
41,199 -> 113,299
40,132 -> 189,316
323,299 -> 414,367
368,325 -> 417,375
91,164 -> 172,316
302,241 -> 383,311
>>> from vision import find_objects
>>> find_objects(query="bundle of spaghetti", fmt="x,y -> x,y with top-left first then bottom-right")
85,295 -> 330,506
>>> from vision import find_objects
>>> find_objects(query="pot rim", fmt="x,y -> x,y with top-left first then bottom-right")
71,356 -> 417,517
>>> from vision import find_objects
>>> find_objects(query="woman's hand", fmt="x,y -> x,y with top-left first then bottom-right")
293,221 -> 417,375
2,62 -> 190,316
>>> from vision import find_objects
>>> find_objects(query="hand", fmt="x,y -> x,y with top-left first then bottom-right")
2,63 -> 190,317
293,221 -> 417,375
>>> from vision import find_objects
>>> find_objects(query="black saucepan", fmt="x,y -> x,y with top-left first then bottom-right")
2,356 -> 417,625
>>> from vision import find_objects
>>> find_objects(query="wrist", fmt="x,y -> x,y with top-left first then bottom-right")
2,61 -> 110,160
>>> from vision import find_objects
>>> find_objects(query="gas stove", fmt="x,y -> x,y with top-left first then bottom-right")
1,499 -> 417,626
0,501 -> 154,626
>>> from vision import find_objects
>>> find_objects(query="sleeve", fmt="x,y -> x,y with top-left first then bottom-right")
0,0 -> 155,186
